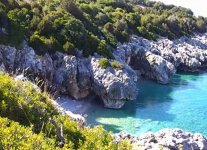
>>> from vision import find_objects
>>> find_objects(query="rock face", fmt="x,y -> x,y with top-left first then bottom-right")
0,42 -> 137,109
1,33 -> 207,107
115,129 -> 207,150
52,53 -> 91,99
90,58 -> 138,108
114,33 -> 207,84
0,45 -> 16,70
131,50 -> 176,84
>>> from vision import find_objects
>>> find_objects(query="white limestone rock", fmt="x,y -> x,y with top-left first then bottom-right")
116,128 -> 207,150
90,57 -> 138,109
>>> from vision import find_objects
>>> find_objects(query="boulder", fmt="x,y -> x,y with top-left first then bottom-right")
130,50 -> 176,84
115,128 -> 207,150
90,58 -> 138,109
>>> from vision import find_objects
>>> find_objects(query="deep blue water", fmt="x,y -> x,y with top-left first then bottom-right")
84,73 -> 207,136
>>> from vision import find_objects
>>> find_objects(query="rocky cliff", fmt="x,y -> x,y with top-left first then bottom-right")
1,33 -> 207,108
0,42 -> 138,109
114,33 -> 207,84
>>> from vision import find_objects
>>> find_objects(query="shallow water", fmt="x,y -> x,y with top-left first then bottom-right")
83,73 -> 207,136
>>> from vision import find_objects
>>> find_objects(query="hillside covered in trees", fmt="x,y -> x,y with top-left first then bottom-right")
0,0 -> 206,58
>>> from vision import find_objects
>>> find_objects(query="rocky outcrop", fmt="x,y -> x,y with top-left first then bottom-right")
115,33 -> 207,84
0,42 -> 138,109
52,53 -> 91,99
130,50 -> 176,84
0,45 -> 16,70
1,33 -> 207,108
115,129 -> 207,150
90,58 -> 138,109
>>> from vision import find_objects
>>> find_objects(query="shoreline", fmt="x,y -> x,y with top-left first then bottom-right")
55,94 -> 207,149
56,96 -> 96,115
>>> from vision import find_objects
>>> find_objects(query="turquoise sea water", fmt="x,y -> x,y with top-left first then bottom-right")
84,72 -> 207,136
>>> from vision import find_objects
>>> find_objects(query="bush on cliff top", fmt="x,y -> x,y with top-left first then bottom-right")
111,60 -> 124,70
98,58 -> 124,70
0,73 -> 131,149
98,58 -> 111,69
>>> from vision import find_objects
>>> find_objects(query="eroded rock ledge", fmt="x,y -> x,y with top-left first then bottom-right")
114,33 -> 207,84
0,42 -> 137,109
1,33 -> 207,108
115,129 -> 207,150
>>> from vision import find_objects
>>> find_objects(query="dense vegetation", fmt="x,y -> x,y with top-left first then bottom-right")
0,73 -> 131,149
0,0 -> 206,58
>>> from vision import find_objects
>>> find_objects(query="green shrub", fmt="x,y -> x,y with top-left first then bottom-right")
0,5 -> 7,27
0,117 -> 59,150
103,30 -> 118,47
0,2 -> 5,10
98,58 -> 111,69
0,73 -> 131,149
7,8 -> 31,29
111,61 -> 124,70
97,40 -> 114,59
45,115 -> 84,149
63,41 -> 76,55
0,7 -> 31,46
137,26 -> 157,40
82,33 -> 99,57
80,126 -> 117,149
0,73 -> 58,132
63,17 -> 87,44
30,15 -> 41,30
29,32 -> 61,53
61,0 -> 84,20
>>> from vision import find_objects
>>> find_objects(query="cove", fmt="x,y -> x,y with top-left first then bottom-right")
83,72 -> 207,136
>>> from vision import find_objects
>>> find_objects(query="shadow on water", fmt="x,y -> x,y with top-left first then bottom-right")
84,73 -> 203,133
